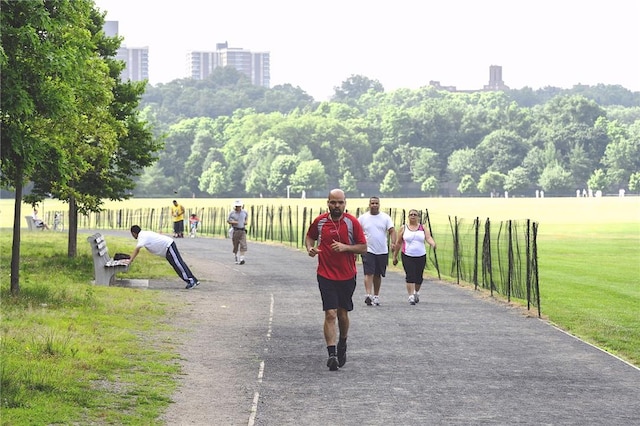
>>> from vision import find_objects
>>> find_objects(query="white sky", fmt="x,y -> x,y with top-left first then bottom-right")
94,0 -> 640,101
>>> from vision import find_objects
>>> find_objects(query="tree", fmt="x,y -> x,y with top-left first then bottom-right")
410,148 -> 439,184
628,172 -> 640,194
290,160 -> 326,193
457,175 -> 477,195
339,171 -> 358,195
587,169 -> 609,192
477,171 -> 507,196
199,162 -> 230,195
267,155 -> 299,195
24,6 -> 161,257
420,176 -> 439,196
332,74 -> 384,104
504,167 -> 531,195
447,148 -> 480,181
1,0 -> 110,292
368,147 -> 395,181
379,170 -> 400,196
538,162 -> 573,194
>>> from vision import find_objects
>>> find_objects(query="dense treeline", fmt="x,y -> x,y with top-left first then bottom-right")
136,71 -> 640,198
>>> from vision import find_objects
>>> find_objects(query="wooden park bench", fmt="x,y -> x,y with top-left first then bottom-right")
86,233 -> 130,285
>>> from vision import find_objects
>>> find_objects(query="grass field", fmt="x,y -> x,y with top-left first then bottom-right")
1,195 -> 638,423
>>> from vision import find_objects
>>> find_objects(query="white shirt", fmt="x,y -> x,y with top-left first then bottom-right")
358,211 -> 394,255
402,224 -> 427,257
136,231 -> 173,256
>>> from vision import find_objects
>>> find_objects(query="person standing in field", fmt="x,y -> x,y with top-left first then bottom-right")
392,209 -> 436,305
125,225 -> 200,289
171,200 -> 185,238
306,189 -> 367,371
358,196 -> 397,306
228,200 -> 249,264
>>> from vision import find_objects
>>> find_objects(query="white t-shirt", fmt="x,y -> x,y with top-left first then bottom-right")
136,231 -> 173,256
358,211 -> 394,255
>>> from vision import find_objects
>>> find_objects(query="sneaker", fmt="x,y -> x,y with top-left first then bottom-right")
364,295 -> 372,306
185,281 -> 199,290
327,355 -> 339,371
414,293 -> 420,304
408,295 -> 416,305
372,295 -> 380,306
239,259 -> 245,265
337,342 -> 347,367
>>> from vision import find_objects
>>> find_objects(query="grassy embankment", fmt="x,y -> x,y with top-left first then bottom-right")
1,196 -> 638,423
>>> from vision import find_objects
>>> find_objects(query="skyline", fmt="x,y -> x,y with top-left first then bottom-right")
94,0 -> 640,101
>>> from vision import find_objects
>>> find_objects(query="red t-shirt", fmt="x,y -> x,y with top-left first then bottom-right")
306,212 -> 366,281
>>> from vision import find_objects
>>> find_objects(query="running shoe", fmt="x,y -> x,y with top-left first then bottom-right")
337,342 -> 347,367
185,281 -> 200,290
327,355 -> 339,371
372,295 -> 380,306
414,293 -> 420,304
364,295 -> 372,306
408,295 -> 416,305
239,259 -> 245,265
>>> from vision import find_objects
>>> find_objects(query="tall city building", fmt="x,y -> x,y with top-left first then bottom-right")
186,42 -> 270,88
104,21 -> 149,82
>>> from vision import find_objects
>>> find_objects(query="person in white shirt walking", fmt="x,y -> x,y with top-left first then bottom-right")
125,225 -> 200,289
358,196 -> 397,306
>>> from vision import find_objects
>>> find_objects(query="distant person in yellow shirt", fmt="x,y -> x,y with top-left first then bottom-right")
171,200 -> 185,238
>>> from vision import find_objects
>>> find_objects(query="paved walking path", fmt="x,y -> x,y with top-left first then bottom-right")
101,231 -> 640,425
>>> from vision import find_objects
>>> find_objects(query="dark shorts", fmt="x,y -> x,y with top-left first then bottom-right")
362,252 -> 388,277
174,220 -> 184,234
317,275 -> 356,311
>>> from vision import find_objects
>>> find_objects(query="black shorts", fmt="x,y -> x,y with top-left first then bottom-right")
362,252 -> 388,277
317,275 -> 356,311
401,253 -> 426,285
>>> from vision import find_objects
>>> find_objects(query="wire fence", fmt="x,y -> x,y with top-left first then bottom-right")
51,205 -> 540,316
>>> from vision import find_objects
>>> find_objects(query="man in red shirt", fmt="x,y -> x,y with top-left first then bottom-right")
306,188 -> 367,371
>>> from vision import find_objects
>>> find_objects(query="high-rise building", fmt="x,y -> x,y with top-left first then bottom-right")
104,21 -> 149,82
187,42 -> 270,88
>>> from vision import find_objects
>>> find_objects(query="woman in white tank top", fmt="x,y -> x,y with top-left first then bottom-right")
392,209 -> 437,305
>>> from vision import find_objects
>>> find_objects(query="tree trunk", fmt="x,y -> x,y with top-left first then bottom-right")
67,196 -> 78,258
10,172 -> 23,295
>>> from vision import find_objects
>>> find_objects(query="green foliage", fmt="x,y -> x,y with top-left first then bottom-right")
457,174 -> 477,195
380,170 -> 400,195
538,162 -> 573,193
290,160 -> 326,193
477,171 -> 506,195
420,176 -> 439,195
629,172 -> 640,193
588,169 -> 609,191
339,170 -> 358,195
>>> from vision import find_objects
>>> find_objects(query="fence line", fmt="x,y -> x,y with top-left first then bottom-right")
64,205 -> 540,315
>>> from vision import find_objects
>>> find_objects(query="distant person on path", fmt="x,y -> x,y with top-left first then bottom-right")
125,225 -> 200,289
306,189 -> 367,371
228,200 -> 249,264
392,209 -> 436,305
358,196 -> 397,306
171,200 -> 186,238
31,208 -> 50,230
189,213 -> 200,238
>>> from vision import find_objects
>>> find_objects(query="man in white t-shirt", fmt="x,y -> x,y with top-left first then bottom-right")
125,225 -> 200,289
358,197 -> 397,306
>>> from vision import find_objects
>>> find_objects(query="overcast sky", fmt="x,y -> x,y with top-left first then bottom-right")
94,0 -> 640,100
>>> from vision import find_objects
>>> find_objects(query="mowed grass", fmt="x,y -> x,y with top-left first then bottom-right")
0,231 -> 183,424
0,195 -> 638,424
